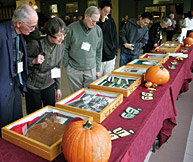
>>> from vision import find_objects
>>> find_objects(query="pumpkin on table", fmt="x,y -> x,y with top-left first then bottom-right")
183,37 -> 193,47
189,33 -> 193,39
62,120 -> 112,162
144,65 -> 170,85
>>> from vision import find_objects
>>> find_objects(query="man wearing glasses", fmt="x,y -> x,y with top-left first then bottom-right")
97,0 -> 118,76
0,4 -> 38,135
63,6 -> 103,93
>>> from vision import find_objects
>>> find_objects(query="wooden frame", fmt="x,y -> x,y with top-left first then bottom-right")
87,0 -> 98,7
50,3 -> 58,13
66,2 -> 79,13
2,106 -> 92,161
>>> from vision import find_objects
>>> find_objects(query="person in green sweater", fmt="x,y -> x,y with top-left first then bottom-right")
63,6 -> 103,93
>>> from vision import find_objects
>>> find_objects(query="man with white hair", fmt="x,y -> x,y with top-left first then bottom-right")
0,4 -> 38,135
143,17 -> 172,52
63,6 -> 103,93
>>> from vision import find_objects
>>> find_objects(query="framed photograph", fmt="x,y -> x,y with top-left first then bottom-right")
50,4 -> 58,13
87,0 -> 98,7
66,2 -> 79,13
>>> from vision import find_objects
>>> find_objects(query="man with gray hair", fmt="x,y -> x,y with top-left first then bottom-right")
0,4 -> 38,135
63,6 -> 103,93
143,17 -> 171,53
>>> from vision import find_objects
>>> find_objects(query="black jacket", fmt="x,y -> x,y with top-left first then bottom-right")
148,22 -> 162,48
120,18 -> 149,56
97,17 -> 118,62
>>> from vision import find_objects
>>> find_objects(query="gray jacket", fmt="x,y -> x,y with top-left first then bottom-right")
120,18 -> 149,56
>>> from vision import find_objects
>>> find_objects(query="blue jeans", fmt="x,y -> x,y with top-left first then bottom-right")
120,52 -> 138,66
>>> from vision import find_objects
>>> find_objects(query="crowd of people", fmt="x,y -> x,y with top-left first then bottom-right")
0,1 -> 193,136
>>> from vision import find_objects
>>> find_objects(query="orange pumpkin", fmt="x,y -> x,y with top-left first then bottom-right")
183,37 -> 193,46
189,32 -> 193,39
145,81 -> 153,88
62,120 -> 112,162
144,65 -> 170,85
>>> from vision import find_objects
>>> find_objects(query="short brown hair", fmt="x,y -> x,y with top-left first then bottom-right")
42,17 -> 69,38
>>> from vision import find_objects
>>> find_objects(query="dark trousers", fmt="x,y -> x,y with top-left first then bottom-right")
0,79 -> 22,136
25,83 -> 55,115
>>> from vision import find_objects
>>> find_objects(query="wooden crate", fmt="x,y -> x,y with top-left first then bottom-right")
112,65 -> 148,77
139,53 -> 169,63
156,42 -> 181,52
89,74 -> 142,97
127,58 -> 162,68
1,106 -> 93,161
56,88 -> 123,123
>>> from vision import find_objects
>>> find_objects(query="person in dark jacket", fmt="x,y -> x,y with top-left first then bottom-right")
0,4 -> 38,135
166,13 -> 176,41
97,0 -> 118,76
120,12 -> 152,66
143,17 -> 171,53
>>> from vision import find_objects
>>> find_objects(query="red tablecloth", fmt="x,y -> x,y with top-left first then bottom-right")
1,45 -> 193,162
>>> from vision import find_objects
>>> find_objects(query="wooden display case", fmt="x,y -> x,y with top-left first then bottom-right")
56,88 -> 123,123
89,74 -> 142,97
1,106 -> 93,161
155,42 -> 181,52
139,53 -> 169,63
112,65 -> 148,77
127,58 -> 162,68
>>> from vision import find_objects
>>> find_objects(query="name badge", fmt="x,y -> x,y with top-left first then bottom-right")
160,33 -> 163,40
51,67 -> 61,78
81,42 -> 91,51
17,62 -> 23,73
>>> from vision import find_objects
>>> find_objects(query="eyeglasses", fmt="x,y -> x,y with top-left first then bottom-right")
21,21 -> 36,30
89,17 -> 98,23
54,33 -> 66,38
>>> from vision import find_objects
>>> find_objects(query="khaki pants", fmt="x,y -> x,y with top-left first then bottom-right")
100,58 -> 115,76
66,65 -> 96,93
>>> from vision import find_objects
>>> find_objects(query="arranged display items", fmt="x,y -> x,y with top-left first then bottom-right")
25,112 -> 73,146
127,58 -> 162,67
1,106 -> 93,161
89,74 -> 142,97
112,65 -> 148,77
155,42 -> 181,52
139,53 -> 169,63
56,88 -> 123,123
62,120 -> 112,162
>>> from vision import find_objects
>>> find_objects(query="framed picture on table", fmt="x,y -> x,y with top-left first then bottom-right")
87,0 -> 98,7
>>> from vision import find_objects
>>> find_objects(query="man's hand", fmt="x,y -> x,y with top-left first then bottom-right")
56,89 -> 62,101
96,72 -> 101,78
123,43 -> 134,50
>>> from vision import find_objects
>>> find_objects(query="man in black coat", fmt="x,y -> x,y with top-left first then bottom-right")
97,0 -> 118,76
144,17 -> 171,53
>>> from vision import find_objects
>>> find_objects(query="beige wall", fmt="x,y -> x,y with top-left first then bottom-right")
111,0 -> 119,34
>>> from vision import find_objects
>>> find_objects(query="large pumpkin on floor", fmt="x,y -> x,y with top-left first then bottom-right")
183,37 -> 193,46
62,120 -> 112,162
144,65 -> 170,85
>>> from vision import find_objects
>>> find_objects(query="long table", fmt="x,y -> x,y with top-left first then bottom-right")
0,46 -> 193,162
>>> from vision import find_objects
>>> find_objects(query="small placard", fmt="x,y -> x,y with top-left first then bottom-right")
109,127 -> 135,140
